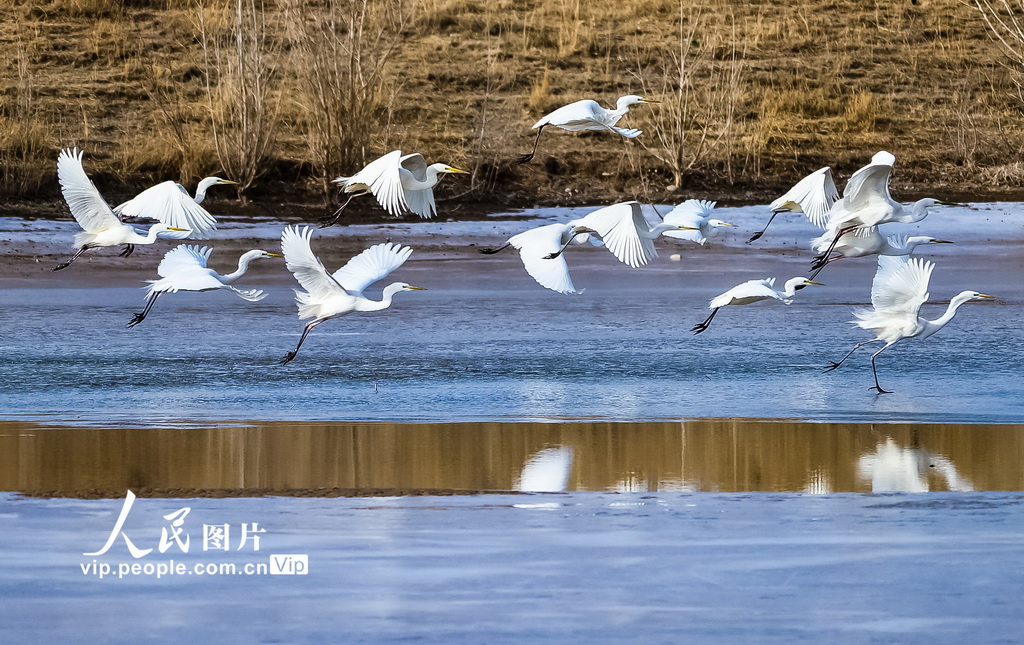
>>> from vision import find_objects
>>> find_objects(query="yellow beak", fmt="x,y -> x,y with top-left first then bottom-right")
219,180 -> 239,185
805,280 -> 825,286
639,97 -> 660,103
977,293 -> 995,299
266,252 -> 283,258
167,227 -> 190,232
407,285 -> 427,291
447,167 -> 470,174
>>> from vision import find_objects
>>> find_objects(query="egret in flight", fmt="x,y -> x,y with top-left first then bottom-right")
823,256 -> 993,394
691,276 -> 824,334
279,226 -> 425,363
322,150 -> 469,226
53,148 -> 189,271
809,230 -> 953,274
113,176 -> 237,239
516,95 -> 658,164
127,245 -> 281,327
480,202 -> 696,293
658,199 -> 736,246
749,166 -> 839,243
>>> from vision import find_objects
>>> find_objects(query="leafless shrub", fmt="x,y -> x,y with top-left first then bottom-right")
195,0 -> 281,197
636,3 -> 745,187
0,31 -> 51,196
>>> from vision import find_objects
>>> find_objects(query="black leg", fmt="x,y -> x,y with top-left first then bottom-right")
53,245 -> 93,271
479,243 -> 511,255
812,226 -> 856,269
515,125 -> 545,165
691,308 -> 720,334
869,345 -> 894,394
127,292 -> 161,328
747,210 -> 782,244
823,338 -> 883,373
320,191 -> 367,228
118,244 -> 135,258
281,319 -> 325,364
543,232 -> 582,260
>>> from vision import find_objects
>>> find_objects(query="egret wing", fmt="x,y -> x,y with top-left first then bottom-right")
57,148 -> 121,232
156,244 -> 211,278
871,256 -> 932,316
280,225 -> 349,299
709,278 -> 776,308
400,153 -> 429,182
664,199 -> 715,225
842,155 -> 894,213
573,201 -> 656,268
508,224 -> 578,295
403,187 -> 437,219
533,99 -> 600,129
348,150 -> 407,217
113,181 -> 218,239
770,167 -> 838,229
332,242 -> 413,295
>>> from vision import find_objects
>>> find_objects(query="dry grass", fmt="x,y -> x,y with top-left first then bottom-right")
3,0 -> 1024,204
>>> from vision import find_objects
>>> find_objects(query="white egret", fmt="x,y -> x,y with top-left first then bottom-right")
480,202 -> 696,294
127,245 -> 281,328
749,166 -> 838,243
691,276 -> 824,334
823,256 -> 994,394
516,95 -> 659,164
279,226 -> 425,363
113,176 -> 237,239
323,150 -> 469,226
53,148 -> 189,271
809,229 -> 953,274
658,199 -> 736,246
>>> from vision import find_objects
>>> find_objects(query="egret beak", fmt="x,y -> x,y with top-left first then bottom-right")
446,166 -> 471,174
266,252 -> 283,258
932,240 -> 955,244
407,286 -> 427,291
167,227 -> 190,232
936,200 -> 966,207
805,280 -> 825,286
639,97 -> 660,103
678,225 -> 700,231
219,180 -> 239,185
976,293 -> 995,299
720,222 -> 737,227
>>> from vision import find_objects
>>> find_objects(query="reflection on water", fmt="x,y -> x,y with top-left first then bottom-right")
1,420 -> 1022,497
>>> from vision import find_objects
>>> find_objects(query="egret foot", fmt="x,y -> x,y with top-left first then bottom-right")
870,385 -> 893,395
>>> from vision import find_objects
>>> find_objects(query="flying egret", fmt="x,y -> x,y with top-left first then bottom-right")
53,148 -> 189,271
809,229 -> 953,274
749,166 -> 838,243
479,202 -> 697,294
113,176 -> 237,239
279,226 -> 425,363
322,150 -> 469,226
126,245 -> 281,328
691,276 -> 824,334
516,95 -> 659,164
658,199 -> 736,246
823,256 -> 994,394
812,152 -> 960,264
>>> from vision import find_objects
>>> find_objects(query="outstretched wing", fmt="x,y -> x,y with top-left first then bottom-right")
156,245 -> 211,278
343,150 -> 407,217
113,181 -> 218,239
871,256 -> 932,316
57,148 -> 121,233
573,201 -> 656,268
508,224 -> 578,295
400,153 -> 429,181
842,153 -> 894,213
770,167 -> 838,229
332,242 -> 413,295
664,199 -> 715,226
280,225 -> 349,299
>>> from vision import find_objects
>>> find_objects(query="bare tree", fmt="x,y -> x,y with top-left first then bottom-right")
195,0 -> 281,197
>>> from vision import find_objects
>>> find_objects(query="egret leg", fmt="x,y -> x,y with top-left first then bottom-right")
127,292 -> 161,328
808,254 -> 843,280
53,245 -> 93,271
747,209 -> 783,244
690,308 -> 720,335
479,243 -> 511,255
320,191 -> 369,228
515,125 -> 546,165
869,343 -> 895,394
118,244 -> 135,258
823,338 -> 884,372
543,233 -> 584,260
281,318 -> 328,364
812,226 -> 857,266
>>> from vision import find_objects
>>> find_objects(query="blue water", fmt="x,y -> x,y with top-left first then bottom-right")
0,249 -> 1020,423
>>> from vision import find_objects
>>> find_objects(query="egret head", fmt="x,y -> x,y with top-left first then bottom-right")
792,277 -> 825,291
431,163 -> 470,175
708,219 -> 736,228
399,283 -> 427,292
968,291 -> 995,300
917,197 -> 965,209
616,95 -> 659,109
197,177 -> 238,192
242,249 -> 283,261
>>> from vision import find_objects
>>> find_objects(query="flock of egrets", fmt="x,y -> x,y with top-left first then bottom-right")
49,94 -> 993,391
